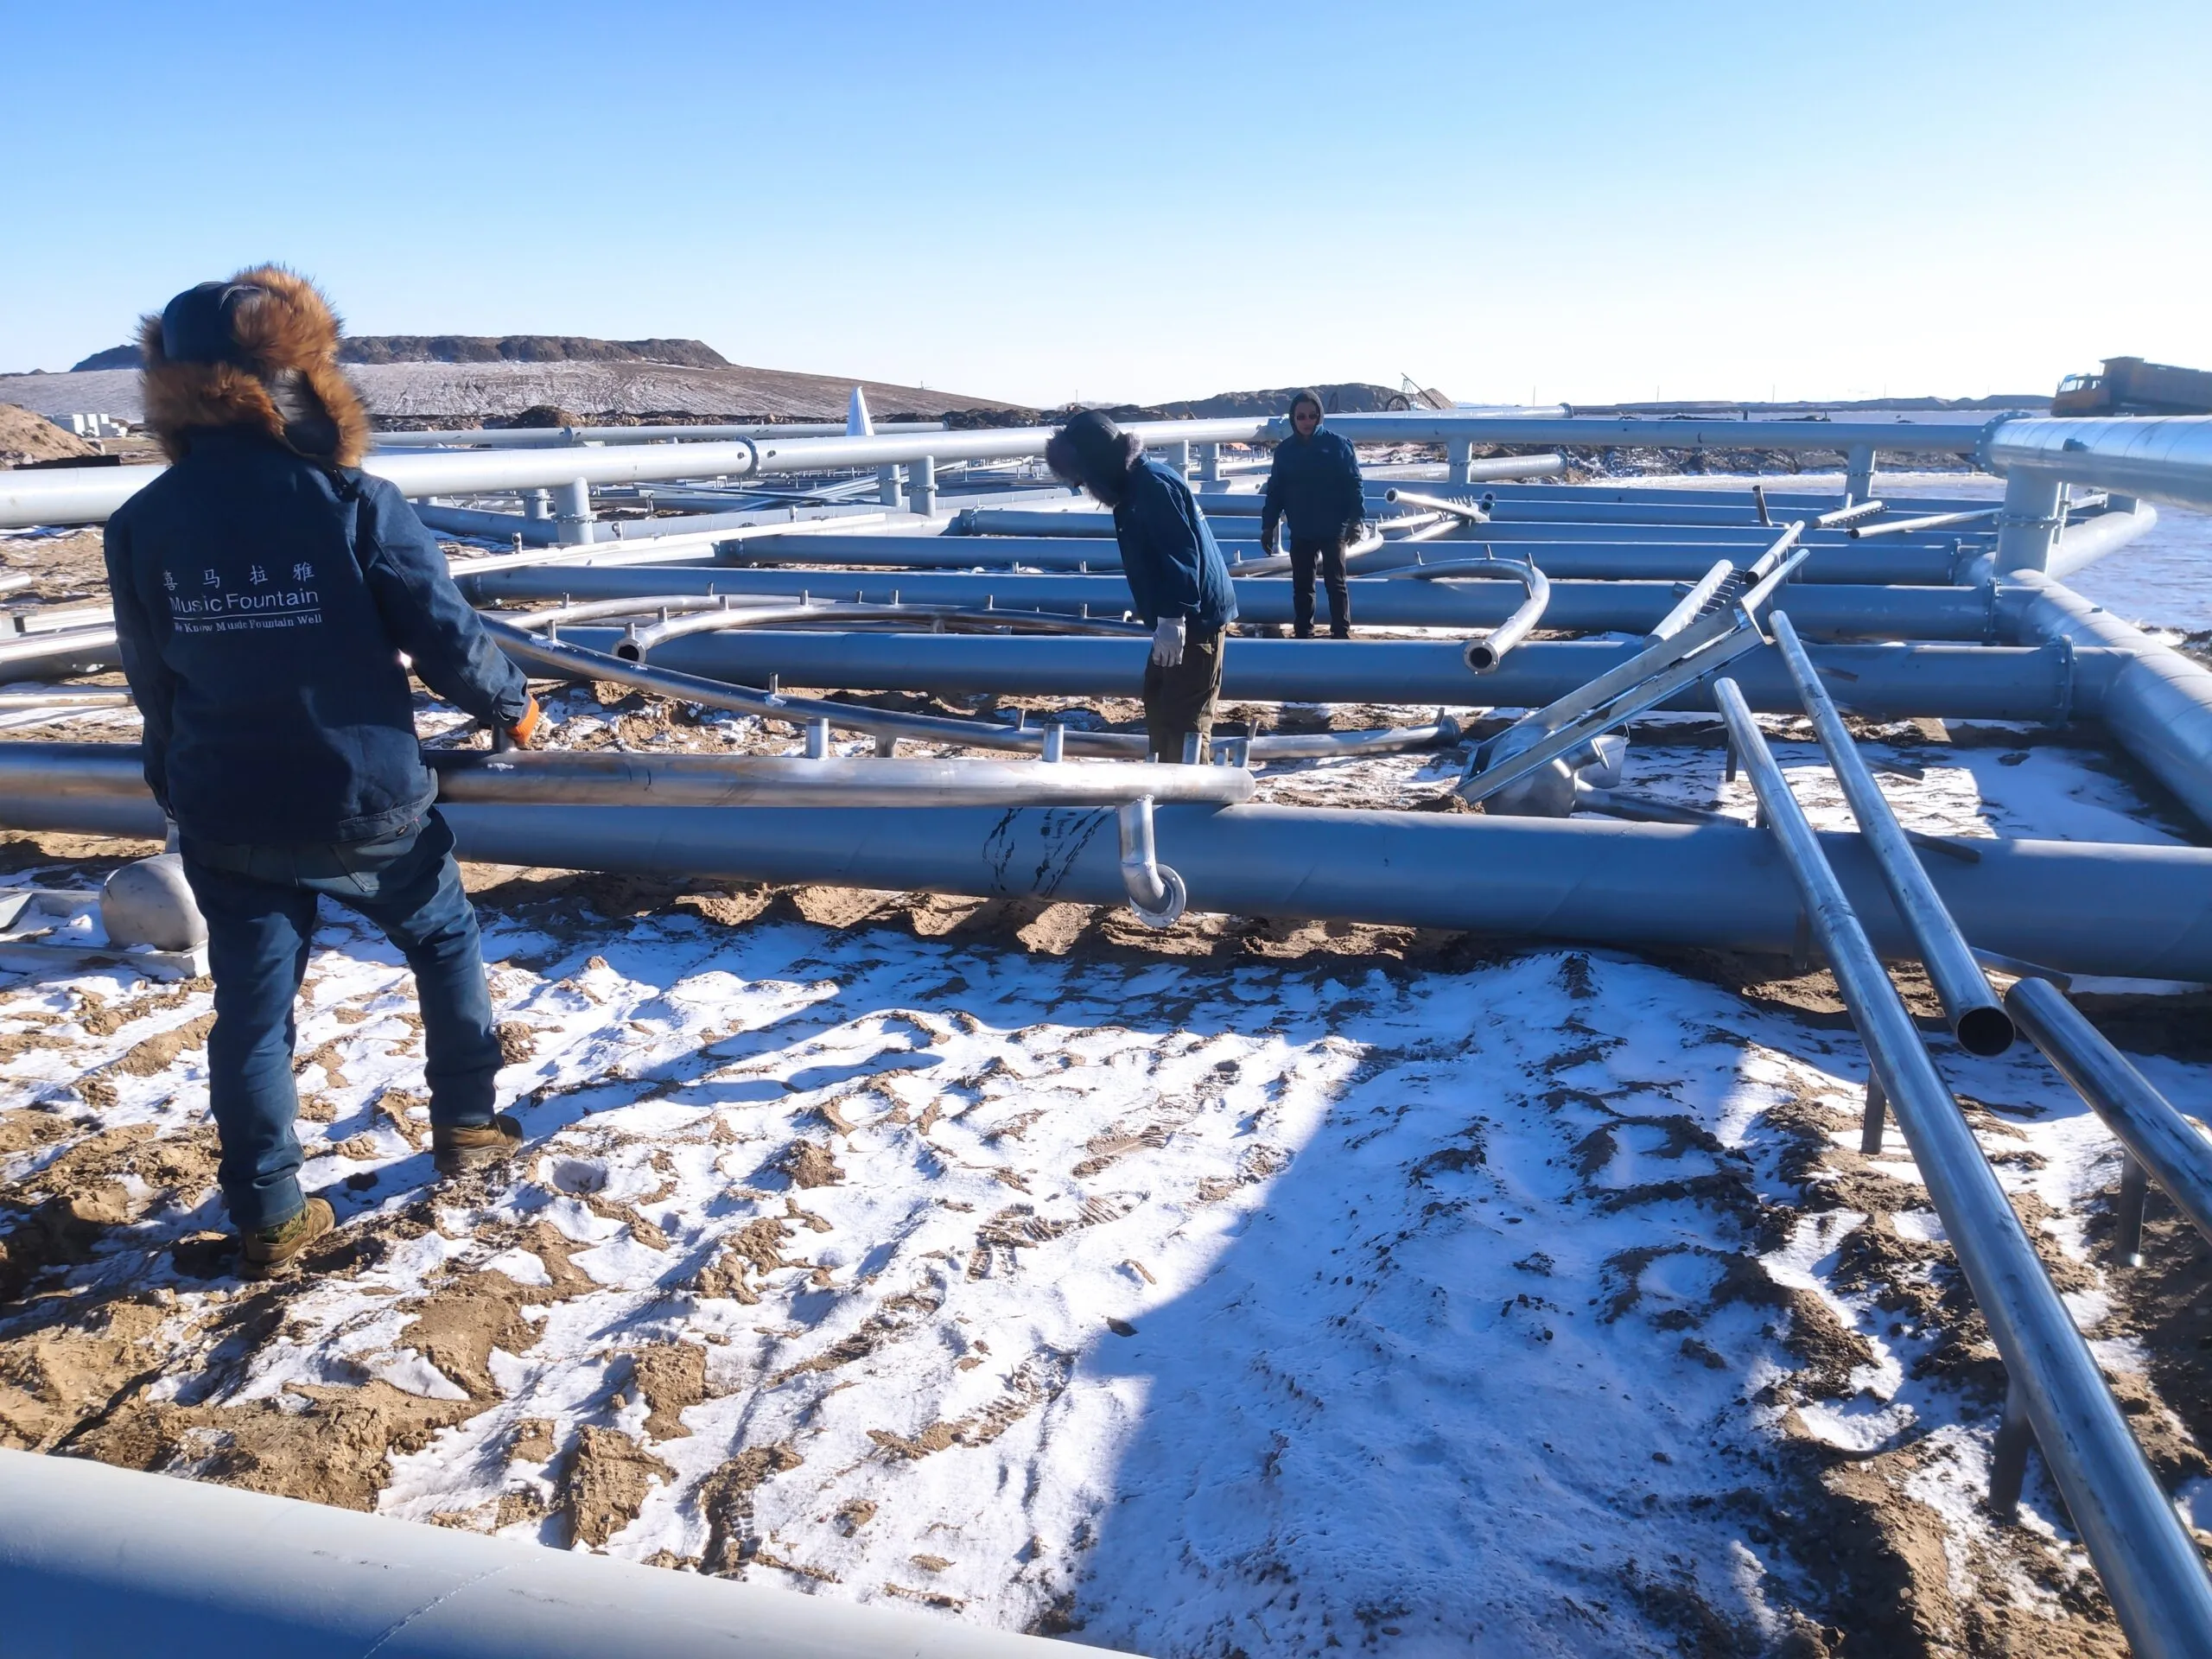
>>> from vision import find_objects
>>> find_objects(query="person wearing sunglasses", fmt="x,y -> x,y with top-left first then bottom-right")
1258,390 -> 1364,639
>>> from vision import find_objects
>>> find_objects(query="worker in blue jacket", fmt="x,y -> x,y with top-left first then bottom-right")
1259,390 -> 1365,638
104,267 -> 542,1276
1046,410 -> 1237,762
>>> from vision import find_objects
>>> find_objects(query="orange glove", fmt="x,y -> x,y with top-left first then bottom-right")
508,693 -> 543,750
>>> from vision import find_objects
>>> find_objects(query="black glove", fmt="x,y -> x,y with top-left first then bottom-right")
1260,517 -> 1281,557
1343,519 -> 1366,544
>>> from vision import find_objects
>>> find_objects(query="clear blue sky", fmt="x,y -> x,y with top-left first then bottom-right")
3,0 -> 2207,406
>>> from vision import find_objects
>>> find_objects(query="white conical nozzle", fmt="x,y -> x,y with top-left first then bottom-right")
846,385 -> 874,437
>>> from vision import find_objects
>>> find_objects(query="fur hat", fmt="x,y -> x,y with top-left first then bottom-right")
137,265 -> 371,466
1045,409 -> 1143,505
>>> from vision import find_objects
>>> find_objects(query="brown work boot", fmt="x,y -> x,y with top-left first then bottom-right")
241,1198 -> 334,1279
434,1112 -> 524,1177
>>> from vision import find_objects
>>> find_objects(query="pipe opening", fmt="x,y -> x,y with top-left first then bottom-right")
1955,1004 -> 2018,1058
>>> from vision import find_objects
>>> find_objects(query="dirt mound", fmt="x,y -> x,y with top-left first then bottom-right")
73,1380 -> 485,1511
0,404 -> 99,467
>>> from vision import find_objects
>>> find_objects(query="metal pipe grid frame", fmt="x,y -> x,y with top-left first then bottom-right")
1709,676 -> 2212,1659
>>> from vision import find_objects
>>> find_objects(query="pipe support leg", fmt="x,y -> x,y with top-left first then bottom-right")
1987,1376 -> 2035,1520
1859,1072 -> 1887,1155
2115,1152 -> 2149,1268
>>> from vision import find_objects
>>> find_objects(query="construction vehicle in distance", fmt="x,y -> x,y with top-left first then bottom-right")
2053,356 -> 2212,416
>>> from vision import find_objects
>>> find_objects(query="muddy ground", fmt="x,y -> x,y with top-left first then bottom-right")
0,530 -> 2204,1655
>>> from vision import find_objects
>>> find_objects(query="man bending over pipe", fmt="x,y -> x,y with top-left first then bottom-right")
103,268 -> 543,1275
1046,410 -> 1238,761
1259,390 -> 1363,639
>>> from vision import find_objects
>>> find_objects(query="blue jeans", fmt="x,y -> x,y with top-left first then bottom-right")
180,810 -> 502,1231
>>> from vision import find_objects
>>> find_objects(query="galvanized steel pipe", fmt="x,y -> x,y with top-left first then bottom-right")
463,566 -> 1999,642
2003,569 -> 2212,830
2006,974 -> 2212,1250
7,780 -> 2212,980
422,750 -> 1253,809
568,628 -> 2096,721
1446,557 -> 1550,672
373,421 -> 945,449
1712,677 -> 2212,1659
721,532 -> 1963,585
0,418 -> 1274,529
1323,414 -> 1988,452
1770,613 -> 2012,1054
1980,415 -> 2212,514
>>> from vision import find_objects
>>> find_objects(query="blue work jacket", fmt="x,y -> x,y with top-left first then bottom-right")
104,429 -> 530,845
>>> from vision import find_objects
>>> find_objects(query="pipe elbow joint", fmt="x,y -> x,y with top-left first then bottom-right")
1124,861 -> 1188,929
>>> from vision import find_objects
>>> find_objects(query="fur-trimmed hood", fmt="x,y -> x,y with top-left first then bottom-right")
137,265 -> 372,466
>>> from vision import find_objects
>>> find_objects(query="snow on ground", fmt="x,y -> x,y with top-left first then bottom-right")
7,475 -> 2212,1654
9,870 -> 2180,1653
3,711 -> 2206,1655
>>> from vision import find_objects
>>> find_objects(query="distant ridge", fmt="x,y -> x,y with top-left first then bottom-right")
70,335 -> 731,372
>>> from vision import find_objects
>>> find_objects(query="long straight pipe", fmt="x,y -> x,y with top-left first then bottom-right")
21,743 -> 1253,810
0,415 -> 2048,529
0,416 -> 1276,529
373,420 -> 944,449
724,534 -> 1964,585
1769,612 -> 2012,1054
1981,415 -> 2212,513
461,566 -> 1999,641
2005,975 -> 2212,1248
559,628 -> 2098,721
1324,414 -> 1987,451
11,779 -> 2212,981
1712,677 -> 2212,1658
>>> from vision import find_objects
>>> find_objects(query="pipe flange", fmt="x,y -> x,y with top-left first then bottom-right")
1128,865 -> 1188,930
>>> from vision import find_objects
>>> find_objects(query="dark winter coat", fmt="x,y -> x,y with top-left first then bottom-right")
105,265 -> 530,847
1261,426 -> 1365,545
1112,459 -> 1238,632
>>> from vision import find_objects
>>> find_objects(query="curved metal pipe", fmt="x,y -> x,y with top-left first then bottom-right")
486,614 -> 1144,759
1451,556 -> 1551,673
1220,524 -> 1387,580
503,594 -> 780,632
484,617 -> 1447,765
614,601 -> 1146,661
